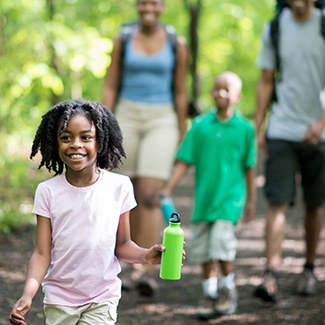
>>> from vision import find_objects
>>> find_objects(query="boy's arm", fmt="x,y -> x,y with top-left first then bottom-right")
115,210 -> 165,265
243,167 -> 256,223
163,159 -> 190,197
10,216 -> 51,325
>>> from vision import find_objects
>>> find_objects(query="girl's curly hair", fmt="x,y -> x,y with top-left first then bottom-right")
30,99 -> 126,174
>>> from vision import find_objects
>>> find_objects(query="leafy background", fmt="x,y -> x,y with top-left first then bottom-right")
0,0 -> 274,231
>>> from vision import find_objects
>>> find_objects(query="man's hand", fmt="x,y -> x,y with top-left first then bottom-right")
303,121 -> 324,145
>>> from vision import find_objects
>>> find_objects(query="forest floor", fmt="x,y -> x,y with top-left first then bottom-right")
1,165 -> 325,325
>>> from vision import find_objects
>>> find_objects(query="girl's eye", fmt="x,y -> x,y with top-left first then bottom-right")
82,135 -> 92,141
60,135 -> 71,141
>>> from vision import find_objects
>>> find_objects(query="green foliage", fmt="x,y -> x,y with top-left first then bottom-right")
0,153 -> 50,233
0,0 -> 275,232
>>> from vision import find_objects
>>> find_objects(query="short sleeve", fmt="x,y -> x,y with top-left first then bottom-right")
120,177 -> 137,215
255,23 -> 276,71
176,122 -> 197,165
32,183 -> 51,218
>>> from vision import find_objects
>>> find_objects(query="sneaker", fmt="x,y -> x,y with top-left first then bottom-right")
254,270 -> 278,303
196,294 -> 217,320
136,276 -> 158,297
214,286 -> 238,316
296,268 -> 317,296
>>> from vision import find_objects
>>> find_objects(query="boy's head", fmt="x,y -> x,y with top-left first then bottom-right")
210,71 -> 242,111
30,99 -> 126,175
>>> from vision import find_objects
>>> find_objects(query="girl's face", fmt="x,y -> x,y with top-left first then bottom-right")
136,0 -> 164,27
57,114 -> 98,174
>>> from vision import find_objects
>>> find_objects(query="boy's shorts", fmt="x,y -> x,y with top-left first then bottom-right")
115,99 -> 178,180
44,301 -> 117,325
265,139 -> 325,207
188,219 -> 238,264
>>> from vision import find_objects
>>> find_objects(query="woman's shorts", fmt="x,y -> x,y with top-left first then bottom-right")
265,139 -> 325,207
44,301 -> 117,325
188,220 -> 238,264
114,99 -> 179,180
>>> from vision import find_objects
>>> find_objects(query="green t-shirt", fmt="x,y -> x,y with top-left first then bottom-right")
176,108 -> 256,224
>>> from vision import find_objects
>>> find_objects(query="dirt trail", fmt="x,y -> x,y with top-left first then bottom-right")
1,167 -> 325,324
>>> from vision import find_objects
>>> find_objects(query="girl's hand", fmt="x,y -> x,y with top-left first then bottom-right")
9,296 -> 32,325
144,244 -> 165,265
145,242 -> 186,265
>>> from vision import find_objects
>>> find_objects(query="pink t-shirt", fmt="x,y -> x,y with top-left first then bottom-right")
32,169 -> 137,307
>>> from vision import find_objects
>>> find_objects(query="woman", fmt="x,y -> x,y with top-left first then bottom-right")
103,0 -> 188,296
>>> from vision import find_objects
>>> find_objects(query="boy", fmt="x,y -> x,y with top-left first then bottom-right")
163,71 -> 256,319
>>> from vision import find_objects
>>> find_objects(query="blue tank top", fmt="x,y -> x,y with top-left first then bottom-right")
119,33 -> 174,104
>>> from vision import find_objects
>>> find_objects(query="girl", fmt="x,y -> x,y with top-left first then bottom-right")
9,99 -> 165,325
103,0 -> 188,296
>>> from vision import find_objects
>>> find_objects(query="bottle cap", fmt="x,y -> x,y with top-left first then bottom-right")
169,213 -> 181,223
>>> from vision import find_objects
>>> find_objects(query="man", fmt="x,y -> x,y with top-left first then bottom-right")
254,0 -> 325,302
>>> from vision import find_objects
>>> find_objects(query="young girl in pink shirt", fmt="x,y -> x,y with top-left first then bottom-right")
9,99 -> 167,325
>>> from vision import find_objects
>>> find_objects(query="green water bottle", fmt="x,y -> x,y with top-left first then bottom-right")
160,213 -> 184,280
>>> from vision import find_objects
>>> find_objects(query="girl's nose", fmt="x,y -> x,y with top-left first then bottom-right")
71,138 -> 82,148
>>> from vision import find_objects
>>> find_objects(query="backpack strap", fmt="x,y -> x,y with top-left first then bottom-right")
270,12 -> 281,75
116,21 -> 178,110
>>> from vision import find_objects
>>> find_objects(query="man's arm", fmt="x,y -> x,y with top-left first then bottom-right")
255,69 -> 274,149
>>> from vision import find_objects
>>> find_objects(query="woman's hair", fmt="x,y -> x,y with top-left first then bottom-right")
30,99 -> 126,174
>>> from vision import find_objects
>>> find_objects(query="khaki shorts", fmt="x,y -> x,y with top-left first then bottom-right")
114,99 -> 179,180
44,301 -> 117,325
188,220 -> 238,264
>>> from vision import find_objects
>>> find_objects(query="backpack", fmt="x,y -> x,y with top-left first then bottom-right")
269,0 -> 325,102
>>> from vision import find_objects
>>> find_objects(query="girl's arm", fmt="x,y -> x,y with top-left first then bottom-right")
115,211 -> 164,265
103,36 -> 122,111
9,216 -> 51,325
173,36 -> 189,141
243,167 -> 256,223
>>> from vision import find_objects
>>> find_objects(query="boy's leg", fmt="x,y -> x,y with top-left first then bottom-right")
189,222 -> 218,319
201,261 -> 218,299
210,220 -> 238,316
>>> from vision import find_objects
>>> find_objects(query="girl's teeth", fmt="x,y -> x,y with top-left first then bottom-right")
70,154 -> 83,159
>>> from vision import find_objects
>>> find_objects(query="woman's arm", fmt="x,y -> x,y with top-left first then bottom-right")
115,211 -> 164,265
173,36 -> 189,141
103,36 -> 122,111
9,216 -> 52,325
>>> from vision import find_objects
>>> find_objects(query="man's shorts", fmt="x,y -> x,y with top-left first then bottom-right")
188,220 -> 238,264
114,99 -> 178,180
44,301 -> 117,325
265,139 -> 325,207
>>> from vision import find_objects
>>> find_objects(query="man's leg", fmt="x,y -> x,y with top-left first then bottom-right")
295,205 -> 323,295
255,202 -> 288,302
266,203 -> 288,270
305,205 -> 323,265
